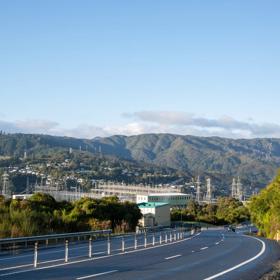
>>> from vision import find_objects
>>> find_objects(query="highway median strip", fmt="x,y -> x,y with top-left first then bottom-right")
0,232 -> 201,277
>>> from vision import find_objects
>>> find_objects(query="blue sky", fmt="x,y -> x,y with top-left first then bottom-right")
1,1 -> 280,138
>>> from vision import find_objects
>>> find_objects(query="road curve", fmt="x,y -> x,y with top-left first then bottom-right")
0,229 -> 279,280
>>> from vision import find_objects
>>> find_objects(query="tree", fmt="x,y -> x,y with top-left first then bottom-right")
249,170 -> 280,238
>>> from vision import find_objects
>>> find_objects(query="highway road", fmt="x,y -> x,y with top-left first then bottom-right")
0,229 -> 279,280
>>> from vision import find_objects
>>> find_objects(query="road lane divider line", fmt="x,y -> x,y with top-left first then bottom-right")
165,254 -> 182,260
203,235 -> 266,280
200,247 -> 208,251
76,270 -> 118,279
0,251 -> 106,272
0,257 -> 69,272
0,263 -> 32,271
0,258 -> 64,272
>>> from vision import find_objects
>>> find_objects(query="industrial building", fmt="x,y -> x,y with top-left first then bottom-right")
138,202 -> 170,227
136,193 -> 192,208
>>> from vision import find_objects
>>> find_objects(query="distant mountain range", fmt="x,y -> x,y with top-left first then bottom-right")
1,132 -> 280,191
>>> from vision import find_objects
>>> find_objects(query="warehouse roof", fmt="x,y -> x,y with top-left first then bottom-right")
137,202 -> 169,208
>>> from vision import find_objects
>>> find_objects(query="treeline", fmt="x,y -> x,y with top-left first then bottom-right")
0,193 -> 142,238
171,197 -> 250,225
249,170 -> 280,239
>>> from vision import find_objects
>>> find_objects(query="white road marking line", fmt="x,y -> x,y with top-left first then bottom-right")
0,233 -> 199,277
200,247 -> 208,250
0,258 -> 67,271
215,242 -> 219,245
192,250 -> 195,253
0,244 -> 91,261
165,254 -> 182,260
0,252 -> 107,272
0,263 -> 32,271
76,270 -> 118,279
203,235 -> 266,280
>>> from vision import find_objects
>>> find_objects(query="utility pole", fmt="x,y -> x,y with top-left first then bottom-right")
231,178 -> 237,198
205,178 -> 212,202
236,177 -> 243,201
196,176 -> 201,203
2,172 -> 11,198
26,176 -> 30,194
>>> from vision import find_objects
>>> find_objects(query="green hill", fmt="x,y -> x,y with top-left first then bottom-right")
1,132 -> 280,191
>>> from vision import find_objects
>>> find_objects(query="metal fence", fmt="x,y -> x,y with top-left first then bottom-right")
0,228 -> 194,271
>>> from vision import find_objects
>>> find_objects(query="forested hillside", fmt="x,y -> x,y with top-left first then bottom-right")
1,132 -> 280,190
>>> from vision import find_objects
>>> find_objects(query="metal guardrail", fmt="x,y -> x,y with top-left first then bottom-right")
0,228 -> 193,269
0,230 -> 112,245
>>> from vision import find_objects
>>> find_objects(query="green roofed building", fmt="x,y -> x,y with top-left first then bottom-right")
138,202 -> 170,227
136,193 -> 192,209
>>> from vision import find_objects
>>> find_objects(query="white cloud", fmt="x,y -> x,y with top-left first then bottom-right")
0,119 -> 109,138
1,112 -> 280,139
16,120 -> 59,132
123,111 -> 280,138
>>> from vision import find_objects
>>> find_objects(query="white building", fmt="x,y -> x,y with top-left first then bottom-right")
138,202 -> 170,227
12,194 -> 33,200
136,193 -> 192,208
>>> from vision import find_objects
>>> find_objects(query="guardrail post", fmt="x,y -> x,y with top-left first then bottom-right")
144,232 -> 147,248
65,240 -> 69,263
34,242 -> 38,268
134,234 -> 137,250
165,232 -> 168,243
107,234 -> 111,255
152,234 -> 155,246
159,233 -> 162,244
170,232 -> 172,242
89,237 -> 92,258
174,231 -> 176,241
121,237 -> 125,252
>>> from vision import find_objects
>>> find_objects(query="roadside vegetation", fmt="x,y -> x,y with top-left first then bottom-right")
0,193 -> 142,238
171,197 -> 250,225
249,170 -> 280,239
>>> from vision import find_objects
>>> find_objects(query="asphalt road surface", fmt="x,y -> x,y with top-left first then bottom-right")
0,229 -> 279,280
